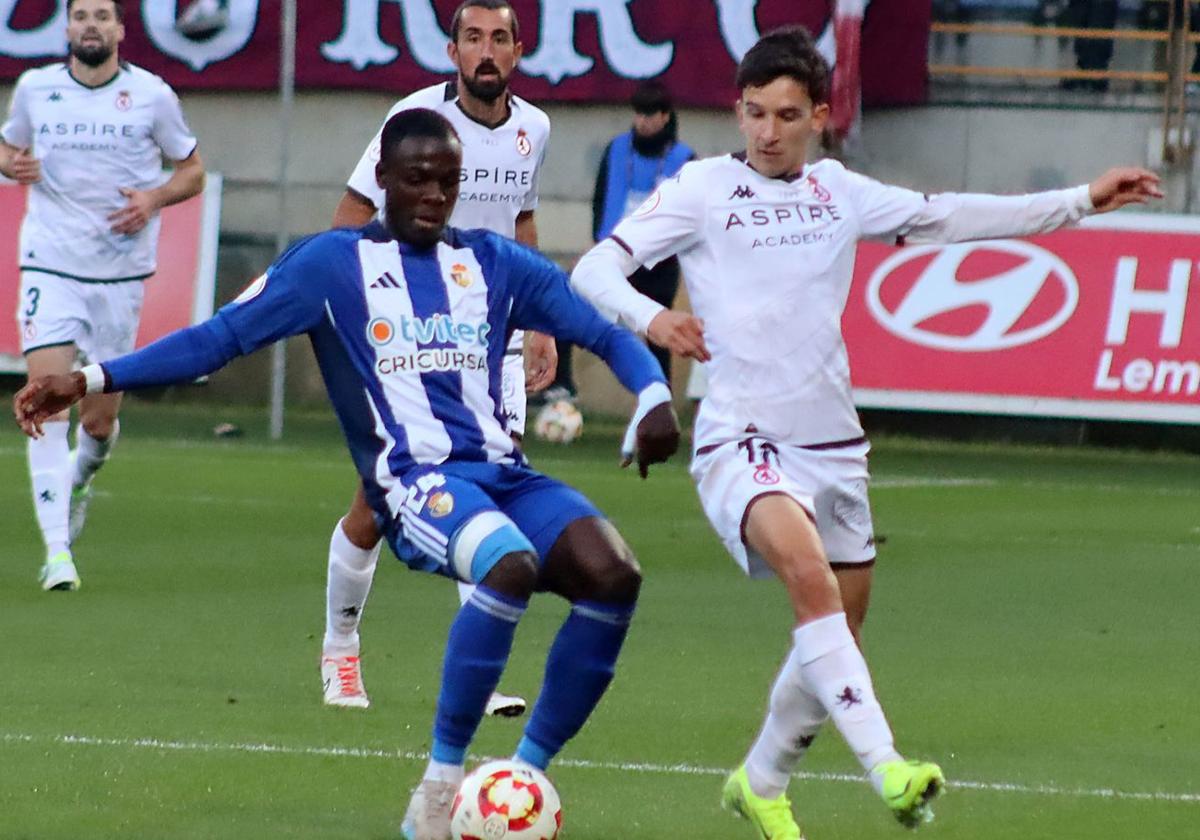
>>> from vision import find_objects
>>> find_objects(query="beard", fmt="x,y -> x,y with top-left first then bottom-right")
71,40 -> 114,67
461,67 -> 508,103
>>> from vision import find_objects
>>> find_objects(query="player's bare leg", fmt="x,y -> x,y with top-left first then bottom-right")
24,345 -> 80,591
321,486 -> 381,708
68,390 -> 123,545
725,495 -> 943,836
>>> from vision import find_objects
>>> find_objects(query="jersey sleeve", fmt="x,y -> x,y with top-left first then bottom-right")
608,164 -> 705,269
151,82 -> 198,161
842,168 -> 1093,244
0,72 -> 33,149
840,168 -> 934,243
501,238 -> 666,394
103,234 -> 345,392
214,234 -> 339,354
345,122 -> 386,209
346,93 -> 424,208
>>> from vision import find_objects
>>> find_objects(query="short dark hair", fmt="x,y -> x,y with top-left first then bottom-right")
631,80 -> 673,115
450,0 -> 519,43
735,26 -> 830,105
67,0 -> 124,22
379,108 -> 461,162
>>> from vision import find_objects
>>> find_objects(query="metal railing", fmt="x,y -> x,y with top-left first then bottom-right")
930,2 -> 1197,167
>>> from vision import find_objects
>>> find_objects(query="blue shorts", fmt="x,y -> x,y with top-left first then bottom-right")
381,460 -> 603,581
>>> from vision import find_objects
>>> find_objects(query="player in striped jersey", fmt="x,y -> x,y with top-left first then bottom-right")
15,108 -> 679,840
322,0 -> 553,715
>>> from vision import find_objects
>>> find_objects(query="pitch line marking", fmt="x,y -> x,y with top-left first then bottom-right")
2,732 -> 1197,805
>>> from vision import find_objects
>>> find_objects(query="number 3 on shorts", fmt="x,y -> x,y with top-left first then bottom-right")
23,286 -> 39,318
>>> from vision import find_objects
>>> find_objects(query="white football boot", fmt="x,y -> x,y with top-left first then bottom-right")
320,654 -> 370,709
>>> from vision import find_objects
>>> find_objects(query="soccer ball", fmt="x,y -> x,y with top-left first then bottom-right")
533,400 -> 583,444
450,760 -> 562,840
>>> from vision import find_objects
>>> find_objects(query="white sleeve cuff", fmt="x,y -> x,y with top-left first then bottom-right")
1069,183 -> 1094,216
80,364 -> 106,395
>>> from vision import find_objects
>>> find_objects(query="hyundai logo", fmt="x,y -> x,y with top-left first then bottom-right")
865,241 -> 1079,351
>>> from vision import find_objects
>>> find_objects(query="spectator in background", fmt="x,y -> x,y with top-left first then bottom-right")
1062,0 -> 1118,91
550,82 -> 694,397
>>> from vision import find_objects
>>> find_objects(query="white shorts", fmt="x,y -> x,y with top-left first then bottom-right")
690,435 -> 876,578
17,271 -> 144,364
501,331 -> 527,437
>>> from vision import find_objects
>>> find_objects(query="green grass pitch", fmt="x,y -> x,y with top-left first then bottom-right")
1,402 -> 1197,839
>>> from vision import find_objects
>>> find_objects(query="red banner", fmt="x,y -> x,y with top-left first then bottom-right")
0,1 -> 928,108
0,179 -> 221,373
844,216 -> 1200,424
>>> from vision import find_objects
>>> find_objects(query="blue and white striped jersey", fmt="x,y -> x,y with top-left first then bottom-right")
103,222 -> 663,514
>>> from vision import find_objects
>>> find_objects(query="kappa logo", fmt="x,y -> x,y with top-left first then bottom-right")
516,128 -> 532,157
866,241 -> 1079,352
835,686 -> 863,709
728,185 -> 756,200
370,271 -> 402,290
48,91 -> 62,102
115,90 -> 132,111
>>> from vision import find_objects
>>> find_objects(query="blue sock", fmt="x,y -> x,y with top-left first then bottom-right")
516,600 -> 635,769
432,586 -> 526,765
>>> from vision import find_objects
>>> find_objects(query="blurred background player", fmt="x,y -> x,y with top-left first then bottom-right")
572,25 -> 1161,840
550,81 -> 694,399
0,0 -> 204,592
321,0 -> 552,716
14,107 -> 681,840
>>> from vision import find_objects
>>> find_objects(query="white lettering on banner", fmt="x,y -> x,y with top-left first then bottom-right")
1104,257 -> 1190,348
714,0 -> 761,60
141,0 -> 258,71
521,0 -> 673,83
1094,349 -> 1200,395
322,0 -> 453,73
0,0 -> 66,58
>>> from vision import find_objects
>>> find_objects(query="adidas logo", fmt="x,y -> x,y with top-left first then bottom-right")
369,272 -> 401,289
729,185 -> 756,200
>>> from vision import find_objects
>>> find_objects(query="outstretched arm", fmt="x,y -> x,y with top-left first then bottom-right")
573,239 -> 709,361
854,167 -> 1163,245
15,317 -> 242,437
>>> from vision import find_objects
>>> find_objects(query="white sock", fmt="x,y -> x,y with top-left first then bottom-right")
73,420 -> 119,488
743,643 -> 830,799
456,579 -> 476,606
422,758 -> 464,784
793,613 -> 902,790
322,519 -> 381,655
28,420 -> 71,556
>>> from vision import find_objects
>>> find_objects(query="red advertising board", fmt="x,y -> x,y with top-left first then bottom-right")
0,1 -> 929,108
844,215 -> 1200,424
0,178 -> 222,373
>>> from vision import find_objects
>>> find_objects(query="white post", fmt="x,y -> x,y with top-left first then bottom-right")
269,0 -> 297,440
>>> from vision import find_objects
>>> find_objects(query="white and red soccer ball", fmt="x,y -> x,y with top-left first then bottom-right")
533,400 -> 583,444
450,760 -> 562,840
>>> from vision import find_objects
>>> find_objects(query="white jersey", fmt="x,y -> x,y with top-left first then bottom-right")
607,154 -> 1093,448
346,81 -> 550,238
1,62 -> 198,282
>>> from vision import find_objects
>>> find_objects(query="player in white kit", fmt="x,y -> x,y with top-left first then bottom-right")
572,27 -> 1161,839
0,0 -> 204,592
319,0 -> 554,715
